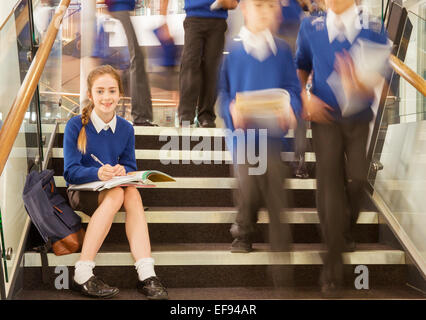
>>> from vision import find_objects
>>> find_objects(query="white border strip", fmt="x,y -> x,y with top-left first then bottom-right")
52,148 -> 317,162
23,249 -> 405,267
77,209 -> 378,224
53,176 -> 317,189
53,124 -> 313,138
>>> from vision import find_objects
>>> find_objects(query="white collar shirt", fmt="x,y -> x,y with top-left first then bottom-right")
326,4 -> 361,44
90,110 -> 117,134
239,26 -> 277,62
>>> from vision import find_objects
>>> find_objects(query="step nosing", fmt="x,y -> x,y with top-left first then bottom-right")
53,176 -> 317,189
54,124 -> 313,138
51,148 -> 317,162
23,248 -> 405,267
76,210 -> 379,224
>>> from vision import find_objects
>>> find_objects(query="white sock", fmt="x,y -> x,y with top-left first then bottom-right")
74,260 -> 95,285
134,257 -> 156,281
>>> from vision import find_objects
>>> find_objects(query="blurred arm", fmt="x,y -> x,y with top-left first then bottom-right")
160,0 -> 169,15
218,0 -> 239,10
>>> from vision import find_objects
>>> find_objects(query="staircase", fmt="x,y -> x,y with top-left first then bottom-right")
15,125 -> 424,299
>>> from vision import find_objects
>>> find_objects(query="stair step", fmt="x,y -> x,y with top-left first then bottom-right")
51,157 -> 317,178
51,134 -> 314,151
23,243 -> 405,267
15,285 -> 424,300
77,208 -> 379,224
51,148 -> 316,162
47,124 -> 312,138
54,176 -> 317,189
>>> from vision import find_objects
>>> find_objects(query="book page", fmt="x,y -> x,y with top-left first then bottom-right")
68,180 -> 106,191
128,170 -> 175,182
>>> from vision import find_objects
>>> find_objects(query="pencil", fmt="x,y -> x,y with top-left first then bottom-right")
90,154 -> 105,166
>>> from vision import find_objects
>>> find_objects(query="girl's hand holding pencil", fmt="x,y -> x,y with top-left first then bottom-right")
92,153 -> 126,181
98,164 -> 126,181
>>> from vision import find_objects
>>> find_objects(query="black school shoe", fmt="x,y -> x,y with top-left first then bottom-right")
137,276 -> 169,300
230,238 -> 253,253
294,156 -> 309,179
71,276 -> 120,299
200,119 -> 216,128
320,281 -> 342,299
133,120 -> 159,127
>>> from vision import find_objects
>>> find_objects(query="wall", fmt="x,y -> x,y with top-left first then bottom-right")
0,0 -> 20,28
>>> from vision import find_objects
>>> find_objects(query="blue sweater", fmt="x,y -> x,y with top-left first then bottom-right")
63,115 -> 137,185
219,38 -> 302,158
295,14 -> 389,121
281,0 -> 304,24
105,0 -> 135,12
185,0 -> 234,19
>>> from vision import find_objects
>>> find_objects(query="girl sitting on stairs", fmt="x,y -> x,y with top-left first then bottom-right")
63,65 -> 168,300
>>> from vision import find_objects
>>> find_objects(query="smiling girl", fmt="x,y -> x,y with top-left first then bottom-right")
63,65 -> 168,299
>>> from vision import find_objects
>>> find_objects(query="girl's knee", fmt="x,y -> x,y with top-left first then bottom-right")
124,186 -> 141,199
123,187 -> 143,208
105,187 -> 125,206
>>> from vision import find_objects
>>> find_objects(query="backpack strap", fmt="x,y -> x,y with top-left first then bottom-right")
34,240 -> 52,284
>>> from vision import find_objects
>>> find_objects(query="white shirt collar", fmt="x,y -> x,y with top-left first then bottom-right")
326,4 -> 361,44
90,110 -> 117,133
239,26 -> 277,62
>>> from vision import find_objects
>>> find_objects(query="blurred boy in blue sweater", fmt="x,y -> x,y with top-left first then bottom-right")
219,0 -> 302,254
161,0 -> 239,127
295,0 -> 390,296
105,0 -> 157,126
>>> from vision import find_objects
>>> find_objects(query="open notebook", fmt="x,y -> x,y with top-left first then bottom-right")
68,170 -> 175,191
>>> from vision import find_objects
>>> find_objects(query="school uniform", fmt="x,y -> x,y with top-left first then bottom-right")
278,0 -> 305,53
178,0 -> 238,125
219,27 -> 301,249
106,0 -> 154,124
64,112 -> 136,216
295,5 -> 389,285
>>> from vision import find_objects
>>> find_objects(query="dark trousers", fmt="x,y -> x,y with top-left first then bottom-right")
295,118 -> 309,159
110,10 -> 153,123
311,120 -> 370,284
230,142 -> 292,251
178,17 -> 227,123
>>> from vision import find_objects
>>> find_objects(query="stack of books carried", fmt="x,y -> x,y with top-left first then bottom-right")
234,88 -> 296,131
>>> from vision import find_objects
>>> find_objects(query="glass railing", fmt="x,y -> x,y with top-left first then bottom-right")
368,3 -> 426,277
31,0 -> 183,126
0,0 -> 41,296
33,0 -> 73,124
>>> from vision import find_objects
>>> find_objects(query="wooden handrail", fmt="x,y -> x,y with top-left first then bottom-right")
0,0 -> 21,32
0,0 -> 71,177
390,54 -> 426,97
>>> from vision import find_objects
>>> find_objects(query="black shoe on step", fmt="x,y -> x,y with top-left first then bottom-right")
200,119 -> 216,128
320,281 -> 342,298
137,276 -> 169,300
230,238 -> 253,253
294,156 -> 309,179
71,276 -> 119,299
134,120 -> 159,127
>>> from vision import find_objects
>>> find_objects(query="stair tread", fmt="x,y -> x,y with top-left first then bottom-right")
14,285 -> 424,300
24,243 -> 405,267
26,242 -> 395,253
76,207 -> 379,224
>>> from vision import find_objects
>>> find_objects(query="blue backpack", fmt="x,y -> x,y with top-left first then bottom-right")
23,169 -> 85,256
